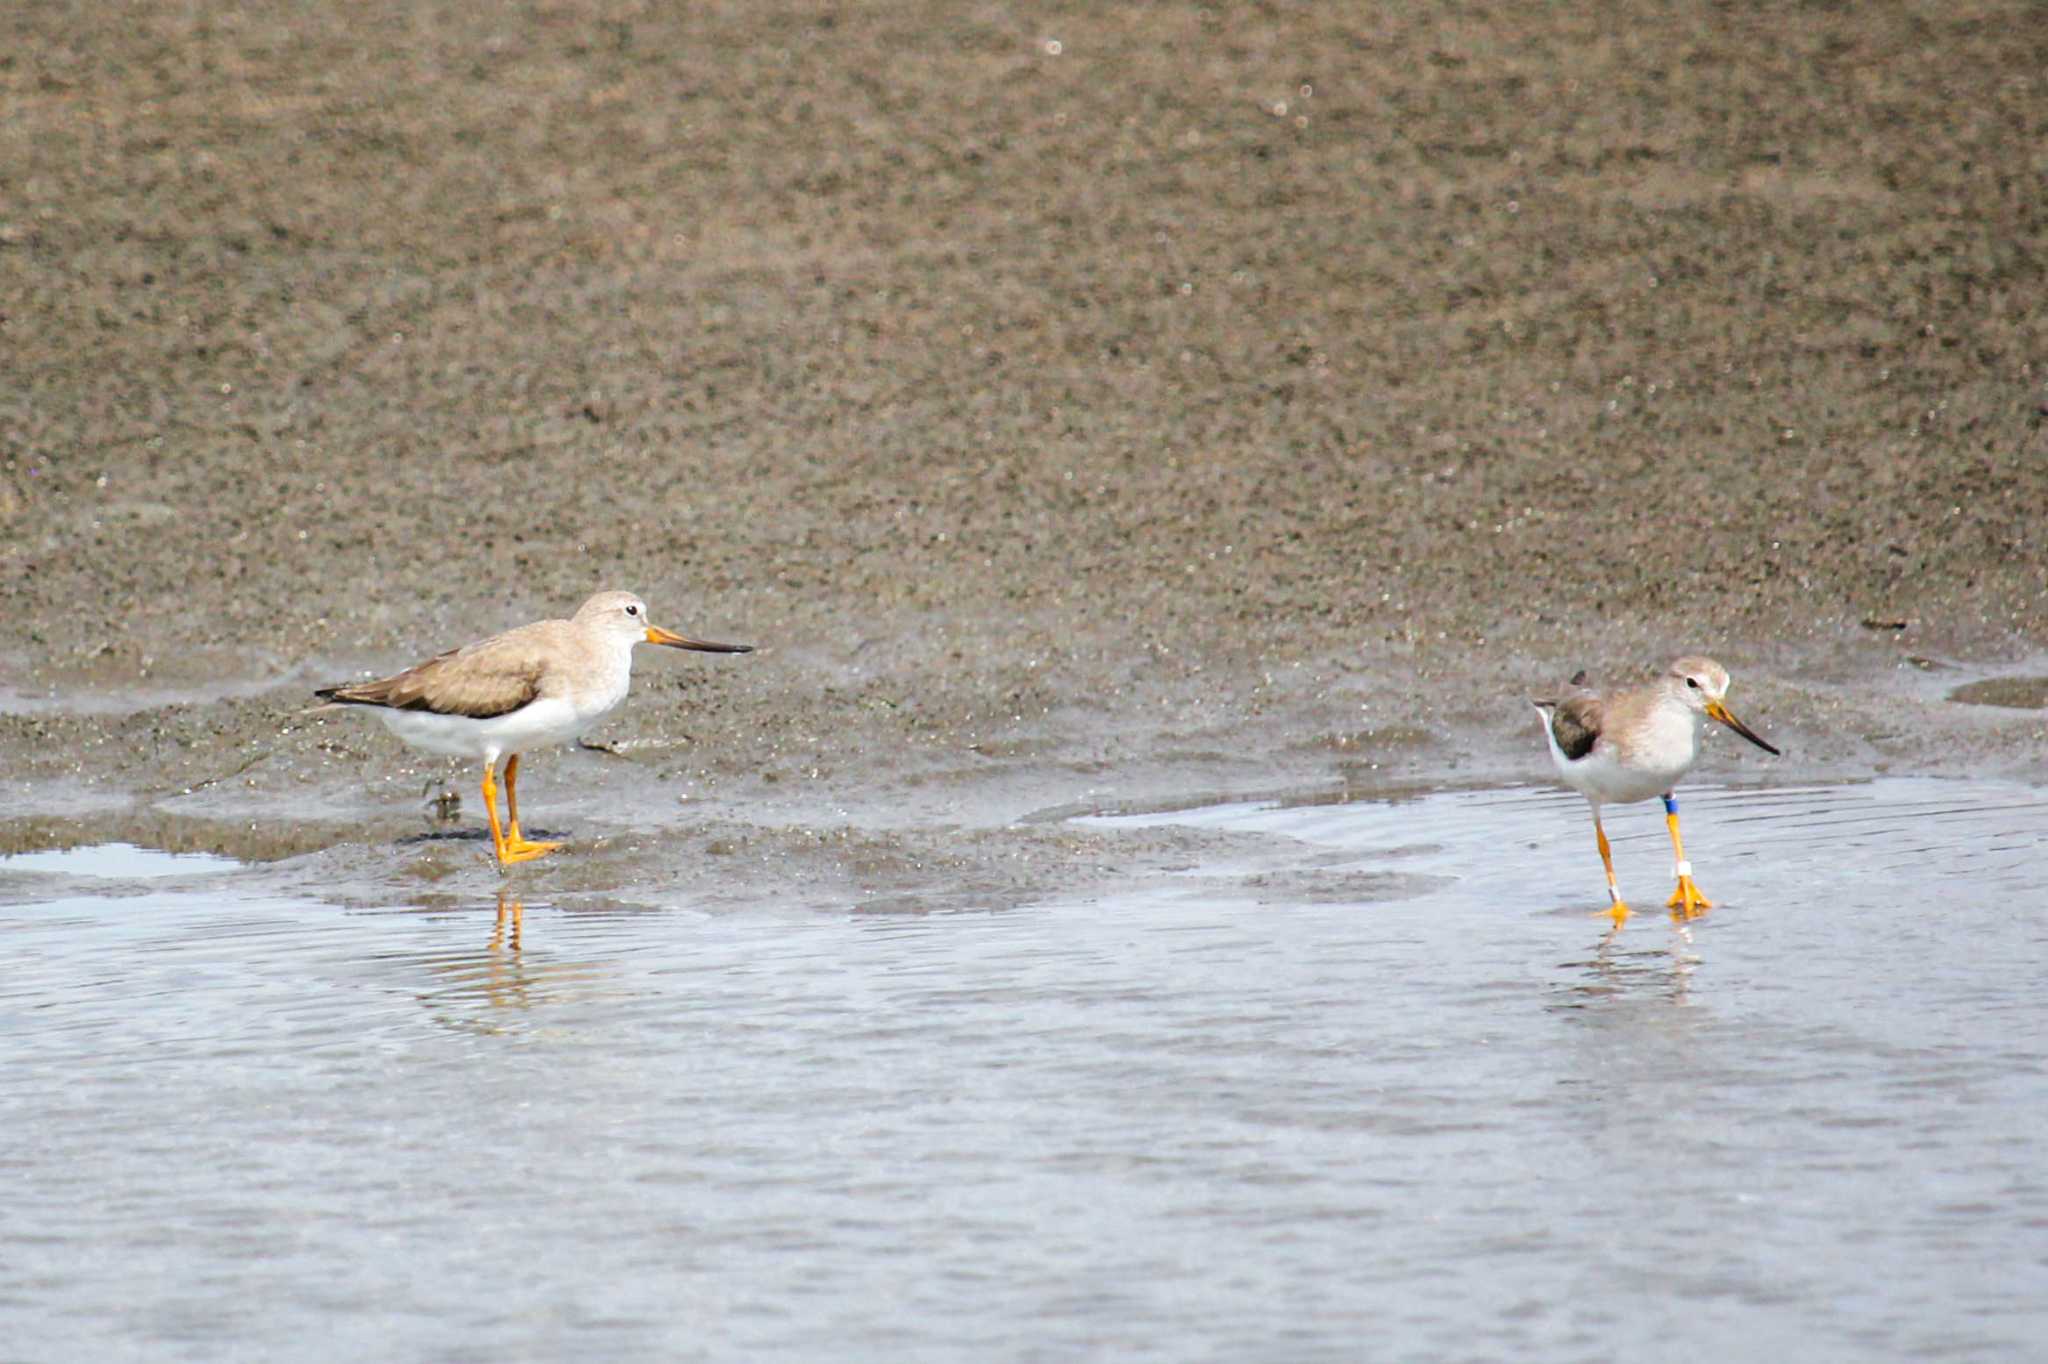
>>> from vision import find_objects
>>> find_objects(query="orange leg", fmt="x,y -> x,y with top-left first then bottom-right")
1592,806 -> 1630,927
480,760 -> 557,868
500,754 -> 562,862
481,763 -> 511,865
1663,793 -> 1713,919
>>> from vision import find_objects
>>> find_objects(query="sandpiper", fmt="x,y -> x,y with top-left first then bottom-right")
1532,656 -> 1778,926
316,591 -> 751,867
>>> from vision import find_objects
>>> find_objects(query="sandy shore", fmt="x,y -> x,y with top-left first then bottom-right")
3,3 -> 2044,901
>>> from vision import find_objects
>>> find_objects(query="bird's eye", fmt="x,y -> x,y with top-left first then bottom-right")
625,604 -> 640,616
1686,677 -> 1700,689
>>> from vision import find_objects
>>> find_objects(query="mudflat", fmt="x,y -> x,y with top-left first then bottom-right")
3,3 -> 2044,896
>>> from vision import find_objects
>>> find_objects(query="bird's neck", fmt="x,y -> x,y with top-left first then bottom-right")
602,634 -> 640,681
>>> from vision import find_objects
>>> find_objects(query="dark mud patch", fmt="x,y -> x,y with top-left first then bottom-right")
0,810 -> 346,865
1949,676 -> 2048,710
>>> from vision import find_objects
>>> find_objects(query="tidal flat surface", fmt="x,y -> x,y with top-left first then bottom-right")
3,778 -> 2044,1361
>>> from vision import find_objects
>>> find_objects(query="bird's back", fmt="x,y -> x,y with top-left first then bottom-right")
316,617 -> 580,719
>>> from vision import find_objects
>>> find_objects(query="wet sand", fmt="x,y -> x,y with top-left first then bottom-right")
4,2 -> 2046,897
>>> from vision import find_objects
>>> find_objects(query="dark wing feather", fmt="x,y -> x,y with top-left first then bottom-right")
315,636 -> 544,719
1547,691 -> 1603,761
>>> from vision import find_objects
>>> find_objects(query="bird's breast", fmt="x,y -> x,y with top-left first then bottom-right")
570,672 -> 631,722
1613,706 -> 1702,781
563,650 -> 635,723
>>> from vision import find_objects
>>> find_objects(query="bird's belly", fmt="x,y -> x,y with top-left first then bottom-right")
1559,745 -> 1687,805
375,696 -> 586,760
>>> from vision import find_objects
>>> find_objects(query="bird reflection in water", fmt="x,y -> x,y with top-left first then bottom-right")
418,892 -> 607,1031
491,891 -> 523,952
1552,924 -> 1701,1011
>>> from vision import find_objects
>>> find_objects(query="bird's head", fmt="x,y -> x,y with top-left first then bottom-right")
575,591 -> 754,654
1666,655 -> 1778,754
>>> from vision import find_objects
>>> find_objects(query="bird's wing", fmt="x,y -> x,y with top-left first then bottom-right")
315,623 -> 555,719
1547,688 -> 1604,762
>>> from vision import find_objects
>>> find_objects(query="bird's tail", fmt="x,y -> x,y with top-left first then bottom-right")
313,683 -> 380,706
1531,667 -> 1589,713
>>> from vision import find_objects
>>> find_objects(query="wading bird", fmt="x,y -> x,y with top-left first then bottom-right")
317,591 -> 751,867
1533,656 -> 1778,926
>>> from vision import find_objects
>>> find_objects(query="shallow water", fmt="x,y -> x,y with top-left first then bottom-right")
0,842 -> 244,879
3,778 -> 2044,1360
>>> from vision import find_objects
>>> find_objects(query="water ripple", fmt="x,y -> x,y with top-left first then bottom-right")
0,778 -> 2043,1360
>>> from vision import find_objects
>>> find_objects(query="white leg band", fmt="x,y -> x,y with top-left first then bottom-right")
1674,860 -> 1693,879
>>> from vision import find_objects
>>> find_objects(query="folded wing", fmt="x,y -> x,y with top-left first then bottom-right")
1547,688 -> 1603,762
315,629 -> 550,719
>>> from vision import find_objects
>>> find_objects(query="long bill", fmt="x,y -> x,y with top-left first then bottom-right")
646,625 -> 754,654
1706,699 -> 1780,754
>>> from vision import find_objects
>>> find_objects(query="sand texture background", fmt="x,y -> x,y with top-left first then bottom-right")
3,2 -> 2045,891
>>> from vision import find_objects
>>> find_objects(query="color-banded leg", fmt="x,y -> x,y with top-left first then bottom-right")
1590,804 -> 1630,926
1663,792 -> 1712,918
500,753 -> 561,862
